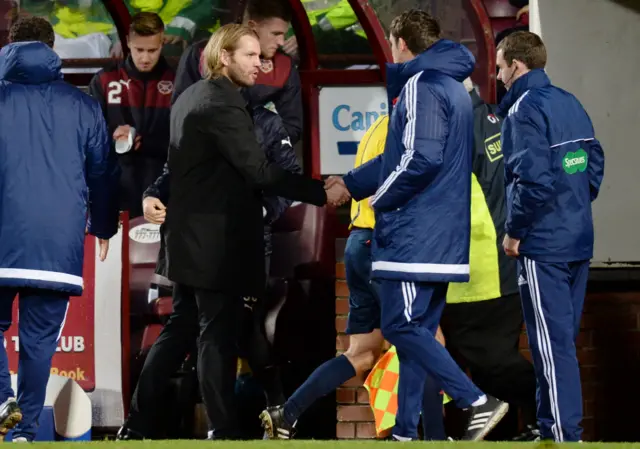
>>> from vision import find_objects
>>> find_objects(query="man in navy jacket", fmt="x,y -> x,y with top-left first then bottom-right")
287,10 -> 509,441
0,18 -> 119,441
496,31 -> 604,443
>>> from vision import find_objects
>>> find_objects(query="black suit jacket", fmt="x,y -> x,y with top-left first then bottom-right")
165,76 -> 326,296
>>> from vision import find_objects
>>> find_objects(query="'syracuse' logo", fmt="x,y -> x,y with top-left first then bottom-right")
563,148 -> 588,174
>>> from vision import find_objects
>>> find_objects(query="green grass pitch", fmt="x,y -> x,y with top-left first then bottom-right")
15,441 -> 640,448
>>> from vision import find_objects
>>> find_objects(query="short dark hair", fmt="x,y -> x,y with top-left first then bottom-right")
389,9 -> 441,55
9,16 -> 55,48
129,12 -> 165,36
497,31 -> 547,70
246,0 -> 292,23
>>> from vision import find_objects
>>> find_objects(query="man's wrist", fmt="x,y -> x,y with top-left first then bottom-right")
505,225 -> 526,241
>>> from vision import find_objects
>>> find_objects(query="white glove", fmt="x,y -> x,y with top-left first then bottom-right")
263,207 -> 267,218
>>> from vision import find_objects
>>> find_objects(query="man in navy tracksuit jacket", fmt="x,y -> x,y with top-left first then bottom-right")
338,10 -> 508,441
496,32 -> 604,443
0,18 -> 119,441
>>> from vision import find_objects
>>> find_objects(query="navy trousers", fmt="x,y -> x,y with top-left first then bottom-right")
0,288 -> 69,441
518,256 -> 589,442
372,280 -> 483,439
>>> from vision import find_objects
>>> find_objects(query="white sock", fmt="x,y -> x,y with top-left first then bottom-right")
471,395 -> 487,407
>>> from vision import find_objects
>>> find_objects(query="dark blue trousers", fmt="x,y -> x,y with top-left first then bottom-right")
372,280 -> 483,439
518,257 -> 589,442
345,232 -> 444,440
0,288 -> 69,441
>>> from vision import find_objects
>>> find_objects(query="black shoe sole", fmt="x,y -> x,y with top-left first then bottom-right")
259,410 -> 275,439
0,409 -> 23,441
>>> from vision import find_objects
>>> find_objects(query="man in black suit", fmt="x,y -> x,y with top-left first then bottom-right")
141,24 -> 349,440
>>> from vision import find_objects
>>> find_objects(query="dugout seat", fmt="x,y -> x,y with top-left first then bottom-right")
128,216 -> 163,317
127,216 -> 174,374
267,203 -> 337,439
267,202 -> 336,359
483,0 -> 520,38
136,203 -> 337,347
131,203 -> 338,439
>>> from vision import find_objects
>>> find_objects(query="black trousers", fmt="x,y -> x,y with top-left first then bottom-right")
119,157 -> 166,218
126,284 -> 243,439
440,294 -> 537,437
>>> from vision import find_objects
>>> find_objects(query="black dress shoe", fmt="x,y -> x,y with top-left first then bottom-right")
116,426 -> 145,440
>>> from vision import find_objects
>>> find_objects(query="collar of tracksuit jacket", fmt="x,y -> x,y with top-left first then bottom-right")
123,54 -> 170,81
497,68 -> 550,117
385,38 -> 476,114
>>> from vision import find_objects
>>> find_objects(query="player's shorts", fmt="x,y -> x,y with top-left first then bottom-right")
344,228 -> 380,334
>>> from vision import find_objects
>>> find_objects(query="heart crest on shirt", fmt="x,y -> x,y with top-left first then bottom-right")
563,148 -> 588,174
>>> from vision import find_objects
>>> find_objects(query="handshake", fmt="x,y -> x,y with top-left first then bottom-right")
324,176 -> 351,207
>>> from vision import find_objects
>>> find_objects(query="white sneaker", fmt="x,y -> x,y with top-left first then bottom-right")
12,437 -> 28,443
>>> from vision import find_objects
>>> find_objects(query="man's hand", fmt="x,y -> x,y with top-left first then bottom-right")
143,197 -> 167,224
113,125 -> 131,141
282,36 -> 299,58
113,125 -> 142,150
324,176 -> 350,207
516,4 -> 529,21
98,239 -> 109,261
110,41 -> 123,58
503,234 -> 520,257
324,176 -> 344,190
163,34 -> 184,46
435,325 -> 446,347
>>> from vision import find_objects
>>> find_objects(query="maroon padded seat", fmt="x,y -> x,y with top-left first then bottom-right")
269,202 -> 335,280
483,0 -> 519,38
128,216 -> 163,317
140,323 -> 163,353
139,204 -> 335,327
152,296 -> 174,318
135,204 -> 336,365
267,203 -> 337,365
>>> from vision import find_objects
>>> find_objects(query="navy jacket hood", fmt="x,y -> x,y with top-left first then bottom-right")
386,39 -> 476,100
0,41 -> 62,85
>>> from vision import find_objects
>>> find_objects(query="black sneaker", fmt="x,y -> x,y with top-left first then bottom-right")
513,424 -> 541,441
116,426 -> 145,440
259,406 -> 295,440
462,395 -> 509,441
0,398 -> 22,440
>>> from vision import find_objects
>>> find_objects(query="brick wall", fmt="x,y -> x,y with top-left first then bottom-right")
335,262 -> 378,439
335,261 -> 640,442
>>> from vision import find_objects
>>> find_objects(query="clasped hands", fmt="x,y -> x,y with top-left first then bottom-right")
324,176 -> 351,207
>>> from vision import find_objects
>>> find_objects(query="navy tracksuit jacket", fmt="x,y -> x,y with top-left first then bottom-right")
497,68 -> 605,442
0,42 -> 119,441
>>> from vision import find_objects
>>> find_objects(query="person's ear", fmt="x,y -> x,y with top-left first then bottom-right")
398,37 -> 409,53
512,59 -> 526,72
220,49 -> 231,67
